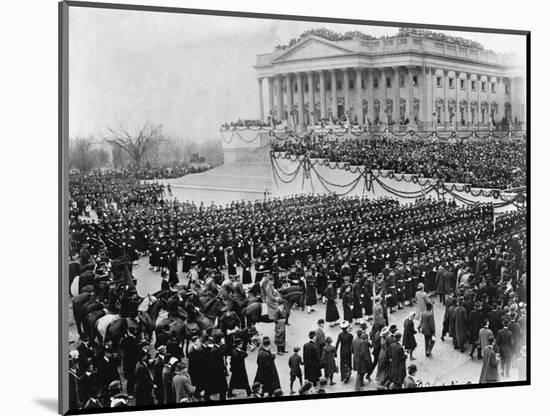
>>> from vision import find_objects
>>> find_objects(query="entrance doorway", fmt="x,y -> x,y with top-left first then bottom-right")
337,104 -> 345,120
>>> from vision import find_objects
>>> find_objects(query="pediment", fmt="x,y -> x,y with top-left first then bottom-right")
273,36 -> 353,63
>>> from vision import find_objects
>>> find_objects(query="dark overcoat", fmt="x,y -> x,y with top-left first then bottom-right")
254,347 -> 281,394
229,348 -> 250,391
403,318 -> 417,350
303,340 -> 322,383
388,342 -> 407,386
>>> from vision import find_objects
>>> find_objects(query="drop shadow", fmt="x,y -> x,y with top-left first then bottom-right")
34,398 -> 58,413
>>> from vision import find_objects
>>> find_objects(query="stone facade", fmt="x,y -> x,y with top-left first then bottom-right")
254,34 -> 526,131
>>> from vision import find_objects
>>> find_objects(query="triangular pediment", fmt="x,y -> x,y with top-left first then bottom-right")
273,36 -> 354,63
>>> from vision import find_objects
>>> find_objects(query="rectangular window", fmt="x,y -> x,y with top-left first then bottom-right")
436,76 -> 442,87
460,79 -> 465,89
505,84 -> 510,94
386,77 -> 391,88
374,78 -> 379,88
326,81 -> 331,91
413,75 -> 418,86
471,80 -> 476,91
491,82 -> 495,93
361,79 -> 366,89
481,81 -> 486,92
400,77 -> 404,87
449,78 -> 454,88
304,83 -> 309,93
336,80 -> 342,90
349,80 -> 354,90
294,84 -> 297,93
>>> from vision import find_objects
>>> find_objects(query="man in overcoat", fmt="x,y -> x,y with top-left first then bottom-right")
254,337 -> 281,396
303,330 -> 322,385
419,303 -> 436,357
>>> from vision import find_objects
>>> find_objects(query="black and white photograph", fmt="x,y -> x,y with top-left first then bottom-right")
59,1 -> 529,414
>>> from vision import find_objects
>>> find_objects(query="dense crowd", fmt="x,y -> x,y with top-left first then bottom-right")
222,119 -> 270,129
68,171 -> 527,410
272,135 -> 526,189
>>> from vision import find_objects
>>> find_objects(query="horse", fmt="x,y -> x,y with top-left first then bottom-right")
241,298 -> 290,327
103,294 -> 161,348
69,262 -> 80,288
198,294 -> 225,325
72,290 -> 94,337
279,289 -> 305,324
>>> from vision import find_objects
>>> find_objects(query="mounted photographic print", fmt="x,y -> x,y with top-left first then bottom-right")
59,1 -> 530,414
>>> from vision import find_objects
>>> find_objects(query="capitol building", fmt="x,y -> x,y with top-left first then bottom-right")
254,30 -> 526,131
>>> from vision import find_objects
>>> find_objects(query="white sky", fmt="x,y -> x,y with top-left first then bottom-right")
68,7 -> 527,142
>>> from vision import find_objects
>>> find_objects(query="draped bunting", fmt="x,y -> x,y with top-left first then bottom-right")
271,152 -> 526,205
221,125 -> 526,144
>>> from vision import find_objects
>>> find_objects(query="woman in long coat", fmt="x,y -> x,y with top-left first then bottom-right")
403,312 -> 418,360
325,282 -> 340,325
352,281 -> 363,322
341,285 -> 353,323
305,272 -> 317,313
375,329 -> 391,385
240,252 -> 252,285
335,323 -> 353,383
320,337 -> 338,384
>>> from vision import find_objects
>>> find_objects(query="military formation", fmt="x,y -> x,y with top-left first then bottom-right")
67,162 -> 527,410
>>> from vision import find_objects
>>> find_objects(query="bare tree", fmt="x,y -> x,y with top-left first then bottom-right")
69,136 -> 106,171
104,122 -> 165,166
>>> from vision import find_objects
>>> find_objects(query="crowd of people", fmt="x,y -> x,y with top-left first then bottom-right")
272,135 -> 526,189
221,119 -> 271,129
67,169 -> 527,410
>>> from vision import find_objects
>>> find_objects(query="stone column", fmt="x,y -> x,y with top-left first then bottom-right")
268,77 -> 274,121
424,66 -> 432,129
319,71 -> 326,119
285,74 -> 293,121
366,69 -> 374,125
407,66 -> 415,122
296,72 -> 304,128
497,77 -> 505,124
477,76 -> 481,127
330,69 -> 337,120
465,73 -> 471,127
442,70 -> 447,129
276,76 -> 284,121
257,78 -> 264,121
343,69 -> 350,117
355,68 -> 362,124
510,77 -> 517,123
394,67 -> 400,124
380,68 -> 387,124
307,71 -> 314,125
455,74 -> 459,128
